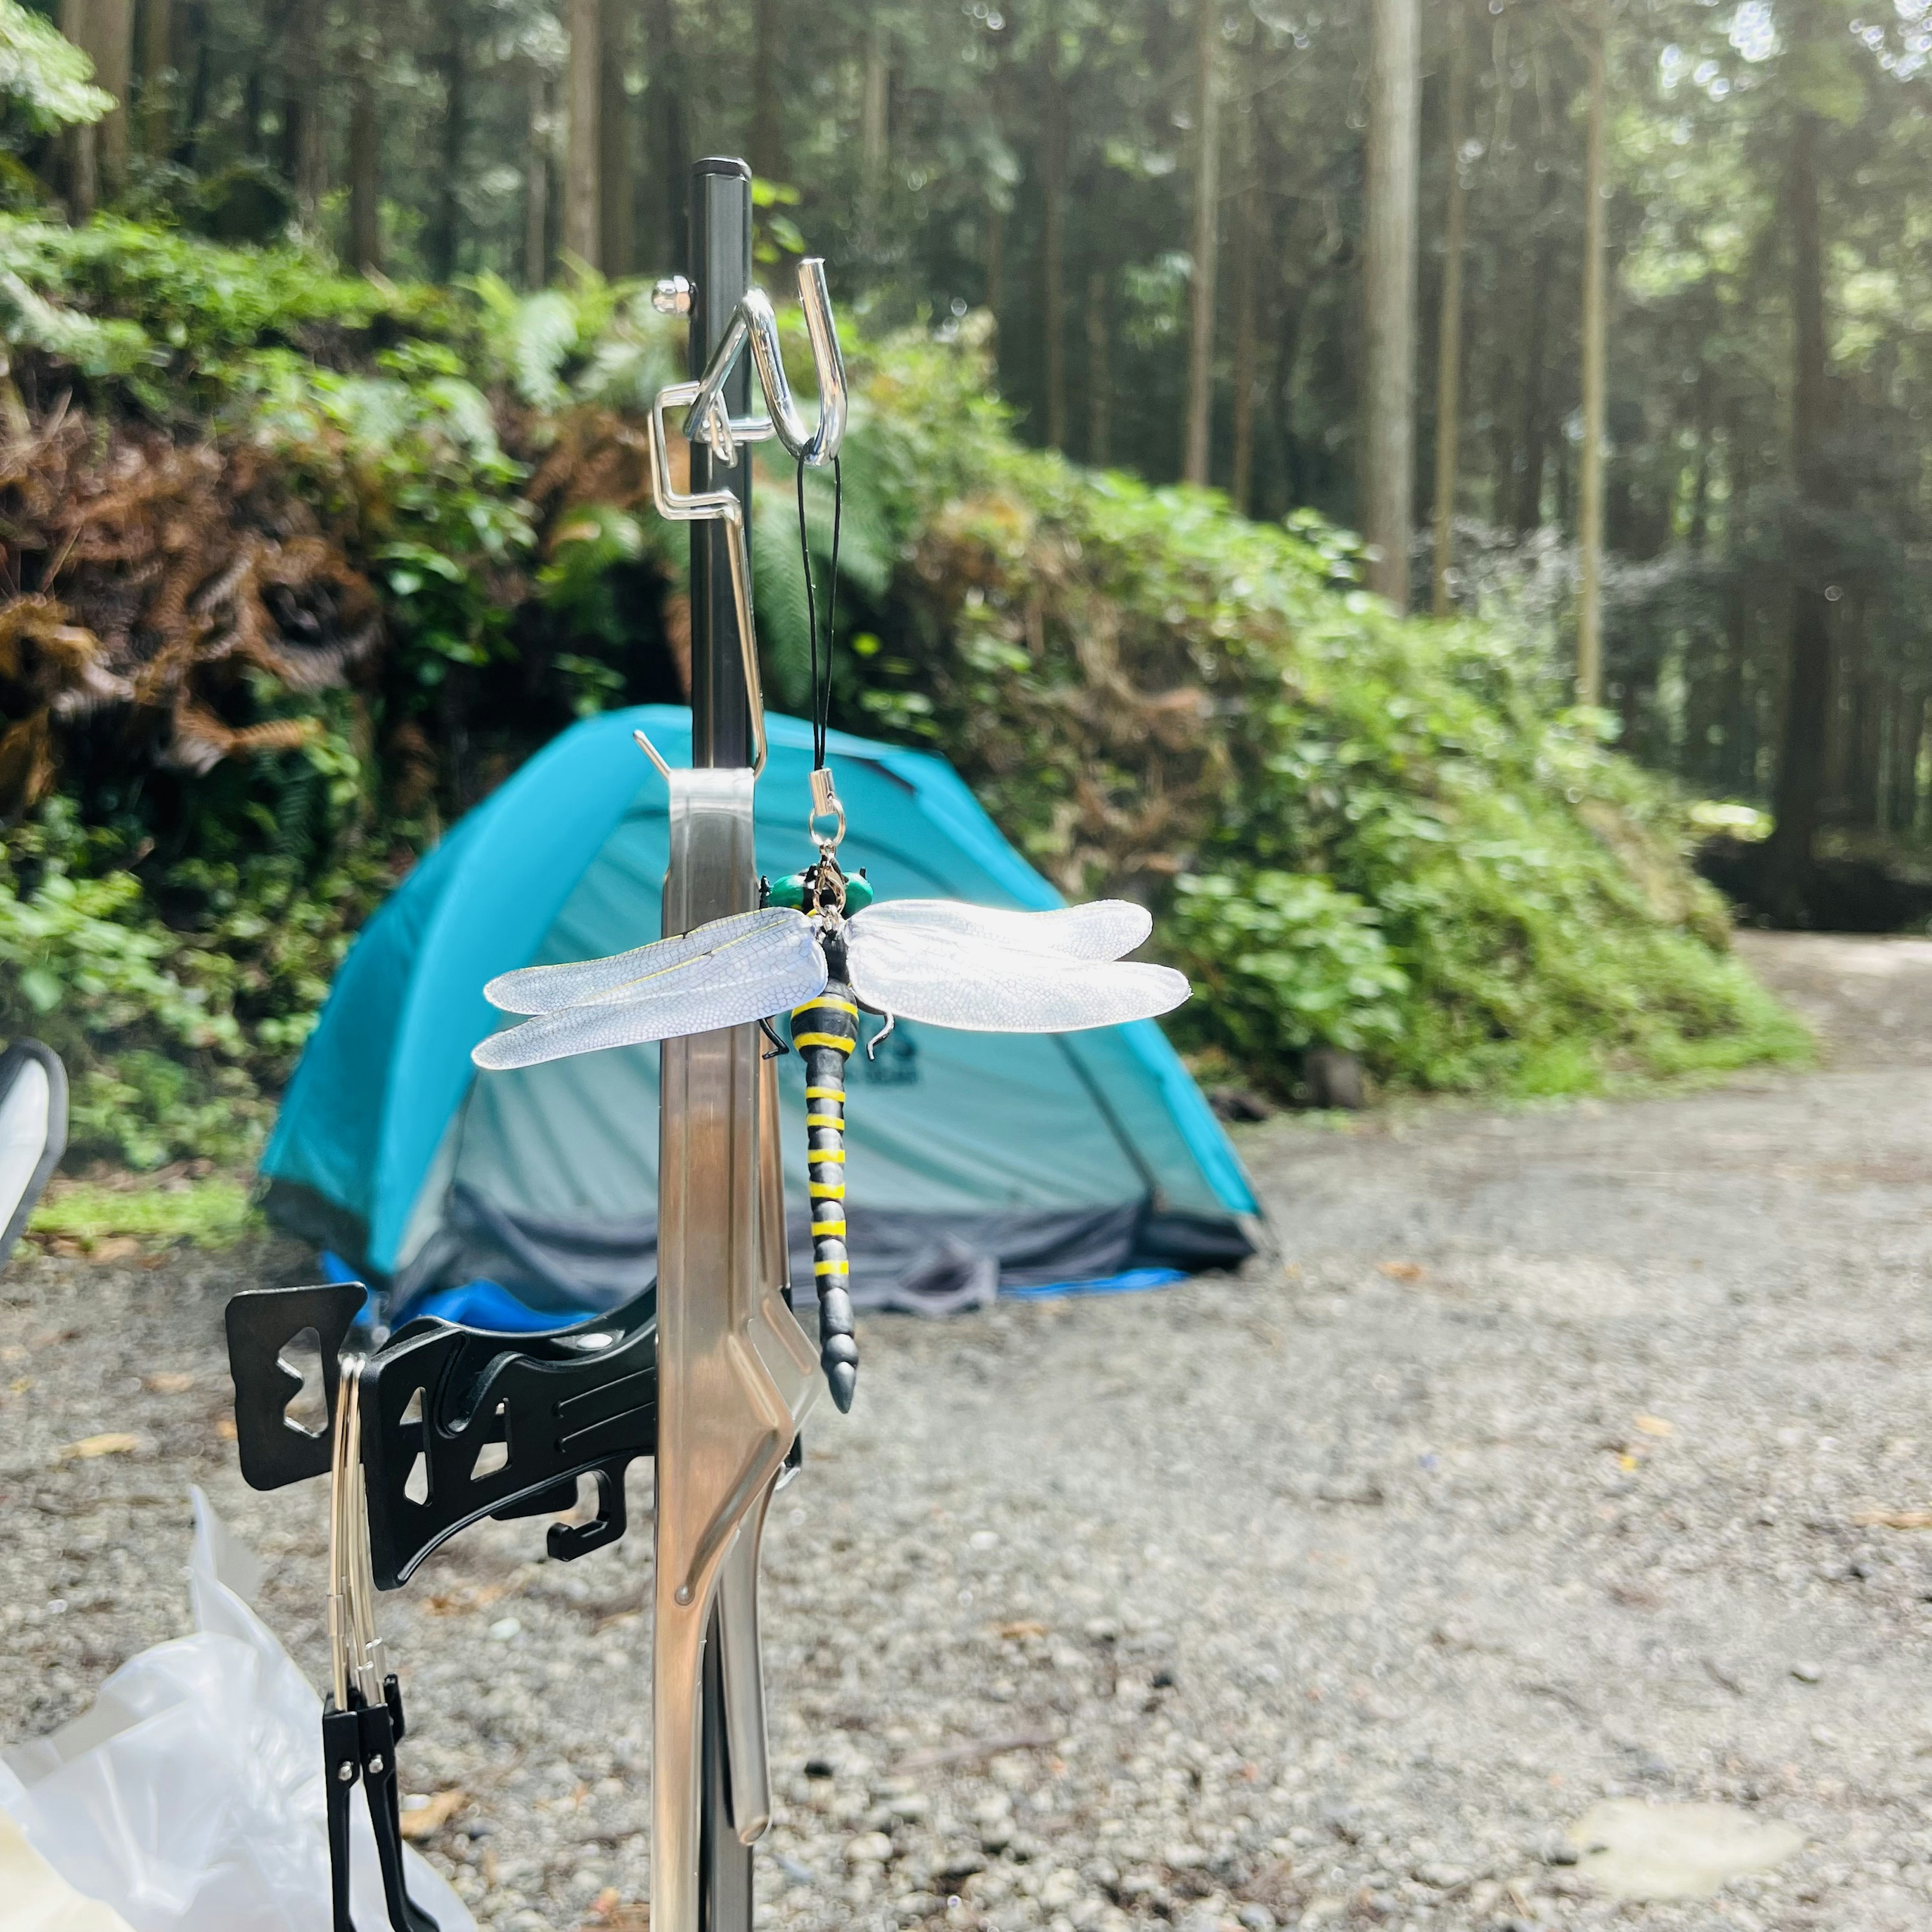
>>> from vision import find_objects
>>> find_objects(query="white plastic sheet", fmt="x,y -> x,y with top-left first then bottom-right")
0,1491 -> 476,1932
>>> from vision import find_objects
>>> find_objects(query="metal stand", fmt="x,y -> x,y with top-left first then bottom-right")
661,157 -> 812,1932
687,154 -> 757,1932
224,151 -> 848,1932
689,158 -> 756,773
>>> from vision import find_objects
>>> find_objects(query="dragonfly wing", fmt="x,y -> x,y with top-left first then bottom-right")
474,920 -> 827,1070
847,924 -> 1188,1033
848,897 -> 1152,962
486,907 -> 811,1014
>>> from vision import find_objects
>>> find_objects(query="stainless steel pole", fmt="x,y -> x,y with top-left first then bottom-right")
682,153 -> 756,1932
689,157 -> 755,770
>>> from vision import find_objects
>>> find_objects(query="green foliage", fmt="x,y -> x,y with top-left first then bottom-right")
1166,872 -> 1408,1060
0,217 -> 1805,1170
856,328 -> 1808,1095
539,502 -> 645,647
0,2 -> 111,132
0,799 -> 388,1168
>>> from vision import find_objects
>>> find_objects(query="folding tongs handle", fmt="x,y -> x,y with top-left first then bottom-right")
325,1357 -> 439,1932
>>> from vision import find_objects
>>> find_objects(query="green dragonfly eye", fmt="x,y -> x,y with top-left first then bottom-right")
768,867 -> 874,913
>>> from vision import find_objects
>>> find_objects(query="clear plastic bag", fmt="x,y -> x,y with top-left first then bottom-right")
0,1490 -> 476,1932
0,1811 -> 134,1931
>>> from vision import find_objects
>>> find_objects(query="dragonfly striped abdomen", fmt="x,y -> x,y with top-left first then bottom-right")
790,977 -> 860,1411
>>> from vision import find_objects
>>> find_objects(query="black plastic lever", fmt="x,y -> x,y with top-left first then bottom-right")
224,1282 -> 658,1588
226,1283 -> 365,1490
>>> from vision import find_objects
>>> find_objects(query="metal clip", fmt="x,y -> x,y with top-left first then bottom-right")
325,1358 -> 439,1932
808,767 -> 845,851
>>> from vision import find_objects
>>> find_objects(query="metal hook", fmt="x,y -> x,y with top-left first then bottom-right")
680,260 -> 849,469
647,380 -> 769,778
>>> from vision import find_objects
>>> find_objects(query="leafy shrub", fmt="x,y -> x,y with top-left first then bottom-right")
853,329 -> 1807,1095
0,799 -> 388,1165
1165,871 -> 1408,1068
0,220 -> 1806,1164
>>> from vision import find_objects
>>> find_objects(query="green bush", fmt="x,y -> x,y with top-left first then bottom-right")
0,799 -> 387,1166
1166,871 -> 1408,1065
0,221 -> 1806,1163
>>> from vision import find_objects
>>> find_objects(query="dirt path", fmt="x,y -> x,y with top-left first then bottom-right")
7,933 -> 1932,1931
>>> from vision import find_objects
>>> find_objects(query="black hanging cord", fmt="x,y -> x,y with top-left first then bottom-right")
796,453 -> 843,771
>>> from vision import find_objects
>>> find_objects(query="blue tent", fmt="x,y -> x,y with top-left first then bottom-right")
263,707 -> 1258,1322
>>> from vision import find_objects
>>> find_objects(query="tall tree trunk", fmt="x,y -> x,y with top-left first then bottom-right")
429,1 -> 466,280
1891,672 -> 1917,833
1362,0 -> 1420,610
525,61 -> 551,287
1229,107 -> 1260,511
1576,7 -> 1608,704
1765,106 -> 1831,915
861,19 -> 888,256
138,0 -> 172,157
347,0 -> 381,272
749,0 -> 784,184
1895,678 -> 1923,834
1182,0 -> 1221,484
62,0 -> 133,206
1686,358 -> 1715,552
285,0 -> 325,227
59,0 -> 98,216
600,0 -> 634,274
642,0 -> 685,270
1720,401 -> 1754,791
1514,160 -> 1561,532
1430,0 -> 1469,616
1040,72 -> 1068,451
179,0 -> 209,166
564,0 -> 600,268
93,0 -> 132,194
1271,274 -> 1308,506
1086,265 -> 1111,466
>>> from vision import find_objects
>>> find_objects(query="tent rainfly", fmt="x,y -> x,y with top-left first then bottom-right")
262,708 -> 1259,1322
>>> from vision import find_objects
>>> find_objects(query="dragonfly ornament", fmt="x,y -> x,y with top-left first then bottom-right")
472,844 -> 1188,1412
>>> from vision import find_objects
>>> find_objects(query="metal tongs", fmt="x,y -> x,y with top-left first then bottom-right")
323,1356 -> 439,1932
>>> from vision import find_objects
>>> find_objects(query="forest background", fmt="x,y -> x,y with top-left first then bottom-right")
0,0 -> 1917,1173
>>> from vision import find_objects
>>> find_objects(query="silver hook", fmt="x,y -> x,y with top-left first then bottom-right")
680,259 -> 849,469
647,379 -> 769,778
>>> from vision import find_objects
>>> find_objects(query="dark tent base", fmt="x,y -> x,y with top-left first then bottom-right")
266,1179 -> 1255,1326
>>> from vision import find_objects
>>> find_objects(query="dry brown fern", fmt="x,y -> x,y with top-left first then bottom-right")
0,410 -> 382,812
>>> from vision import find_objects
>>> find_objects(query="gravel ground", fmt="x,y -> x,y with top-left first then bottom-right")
9,931 -> 1932,1932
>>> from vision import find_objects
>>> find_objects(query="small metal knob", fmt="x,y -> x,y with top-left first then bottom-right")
652,276 -> 694,316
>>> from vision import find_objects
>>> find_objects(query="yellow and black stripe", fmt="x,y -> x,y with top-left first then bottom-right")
790,979 -> 860,1411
